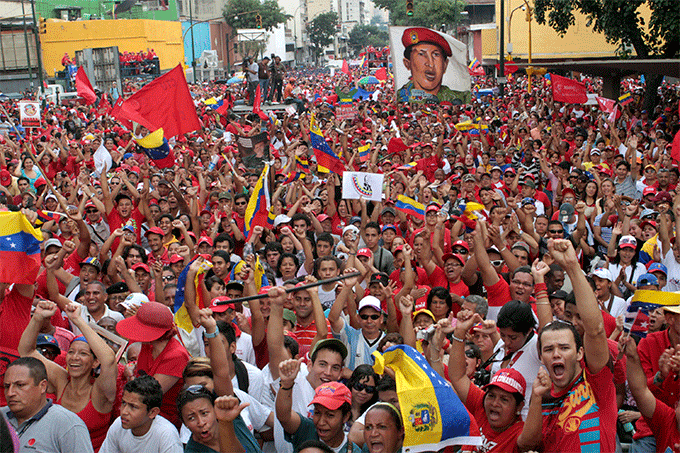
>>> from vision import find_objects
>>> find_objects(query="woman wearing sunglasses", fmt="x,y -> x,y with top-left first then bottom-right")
346,365 -> 379,428
177,385 -> 250,453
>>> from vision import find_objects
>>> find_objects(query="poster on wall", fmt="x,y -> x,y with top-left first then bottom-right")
389,26 -> 471,105
19,102 -> 41,128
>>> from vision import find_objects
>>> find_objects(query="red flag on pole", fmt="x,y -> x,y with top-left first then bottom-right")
341,59 -> 350,76
75,67 -> 97,105
110,65 -> 200,139
252,84 -> 269,122
550,74 -> 588,104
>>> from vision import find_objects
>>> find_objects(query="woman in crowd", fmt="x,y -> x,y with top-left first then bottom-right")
18,300 -> 116,451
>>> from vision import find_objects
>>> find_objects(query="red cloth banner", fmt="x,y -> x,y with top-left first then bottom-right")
551,74 -> 588,104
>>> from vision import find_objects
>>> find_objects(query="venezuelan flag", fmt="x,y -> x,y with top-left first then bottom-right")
229,257 -> 269,292
244,164 -> 272,241
638,235 -> 657,265
310,113 -> 345,175
34,210 -> 64,227
174,257 -> 212,333
624,290 -> 680,338
454,120 -> 474,131
461,201 -> 485,220
295,155 -> 309,172
619,92 -> 633,106
0,211 -> 43,284
282,171 -> 305,185
358,143 -> 371,162
468,58 -> 480,70
396,195 -> 425,220
373,345 -> 480,452
136,127 -> 175,169
398,162 -> 417,171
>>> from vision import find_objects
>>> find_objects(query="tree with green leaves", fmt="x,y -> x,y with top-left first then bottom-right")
223,0 -> 290,33
308,12 -> 338,62
347,24 -> 389,55
533,0 -> 680,110
372,0 -> 465,29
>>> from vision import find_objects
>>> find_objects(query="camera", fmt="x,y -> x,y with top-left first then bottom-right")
416,325 -> 436,342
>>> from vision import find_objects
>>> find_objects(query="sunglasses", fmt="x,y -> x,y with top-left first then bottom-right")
548,230 -> 564,234
162,276 -> 175,282
452,248 -> 468,254
359,313 -> 382,321
37,346 -> 58,358
353,382 -> 376,393
184,384 -> 215,398
86,209 -> 98,214
235,202 -> 247,206
490,260 -> 503,267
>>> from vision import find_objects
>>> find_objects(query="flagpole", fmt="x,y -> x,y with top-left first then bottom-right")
213,272 -> 361,305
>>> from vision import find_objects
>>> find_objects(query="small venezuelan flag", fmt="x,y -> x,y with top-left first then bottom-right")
618,92 -> 633,106
358,143 -> 371,162
395,195 -> 425,220
398,162 -> 417,170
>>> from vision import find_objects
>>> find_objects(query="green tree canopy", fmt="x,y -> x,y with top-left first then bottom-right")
347,24 -> 389,55
223,0 -> 290,33
372,0 -> 465,28
308,11 -> 338,60
533,0 -> 679,109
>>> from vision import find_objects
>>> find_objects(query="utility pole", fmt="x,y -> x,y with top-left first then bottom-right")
21,0 -> 33,91
499,0 -> 505,97
189,0 -> 196,83
30,0 -> 44,95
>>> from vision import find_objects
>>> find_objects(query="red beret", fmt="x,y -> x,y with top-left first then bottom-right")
401,27 -> 452,57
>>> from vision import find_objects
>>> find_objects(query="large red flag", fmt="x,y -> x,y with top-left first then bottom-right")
110,65 -> 200,138
375,67 -> 387,81
551,74 -> 588,104
252,84 -> 269,122
75,67 -> 97,105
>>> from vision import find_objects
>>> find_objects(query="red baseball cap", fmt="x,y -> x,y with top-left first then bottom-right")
310,382 -> 352,410
197,236 -> 214,247
0,169 -> 11,187
483,368 -> 526,397
169,254 -> 184,264
145,227 -> 164,238
317,213 -> 331,222
357,248 -> 373,259
209,296 -> 234,313
452,240 -> 470,252
643,186 -> 657,197
442,253 -> 465,265
131,263 -> 151,273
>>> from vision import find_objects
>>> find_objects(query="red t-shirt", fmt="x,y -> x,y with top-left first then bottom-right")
416,155 -> 444,181
294,318 -> 332,362
485,278 -> 511,321
107,206 -> 145,250
136,338 -> 190,428
413,227 -> 452,254
465,384 -> 523,453
645,398 -> 680,453
0,286 -> 32,353
540,365 -> 617,452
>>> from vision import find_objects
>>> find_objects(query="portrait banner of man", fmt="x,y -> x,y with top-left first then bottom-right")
390,26 -> 471,105
237,131 -> 270,170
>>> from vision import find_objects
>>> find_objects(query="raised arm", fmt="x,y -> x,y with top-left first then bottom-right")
548,238 -> 609,373
622,335 -> 657,419
198,308 -> 234,397
275,358 -> 303,434
447,309 -> 483,403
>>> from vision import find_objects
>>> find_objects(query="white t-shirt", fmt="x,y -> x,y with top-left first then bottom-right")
608,262 -> 647,296
100,415 -> 182,453
662,248 -> 680,292
601,294 -> 628,318
490,332 -> 542,419
232,360 -> 265,404
271,364 -> 316,453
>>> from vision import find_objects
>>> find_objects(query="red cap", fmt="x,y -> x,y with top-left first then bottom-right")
452,240 -> 470,252
425,204 -> 439,213
131,263 -> 151,273
0,169 -> 11,187
401,28 -> 452,57
34,177 -> 46,188
357,248 -> 373,259
145,227 -> 164,238
562,187 -> 576,198
442,253 -> 465,265
169,254 -> 184,264
309,382 -> 352,410
483,368 -> 527,397
209,296 -> 234,313
317,213 -> 331,222
643,186 -> 657,197
197,236 -> 214,247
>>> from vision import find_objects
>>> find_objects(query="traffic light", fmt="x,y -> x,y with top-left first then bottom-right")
406,0 -> 414,16
39,17 -> 47,34
256,14 -> 262,28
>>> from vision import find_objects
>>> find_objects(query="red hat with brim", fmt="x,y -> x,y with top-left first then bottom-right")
209,296 -> 234,313
309,382 -> 352,410
116,302 -> 174,342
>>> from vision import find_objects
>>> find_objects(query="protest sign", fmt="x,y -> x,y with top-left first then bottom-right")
237,132 -> 270,170
342,171 -> 384,202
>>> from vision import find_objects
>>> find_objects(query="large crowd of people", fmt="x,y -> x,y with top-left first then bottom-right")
0,50 -> 678,453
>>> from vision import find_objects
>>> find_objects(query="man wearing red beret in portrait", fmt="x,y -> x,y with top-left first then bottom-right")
397,27 -> 470,105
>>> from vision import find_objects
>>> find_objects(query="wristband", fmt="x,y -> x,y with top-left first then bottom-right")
451,333 -> 465,343
534,282 -> 548,293
204,330 -> 219,339
280,383 -> 294,391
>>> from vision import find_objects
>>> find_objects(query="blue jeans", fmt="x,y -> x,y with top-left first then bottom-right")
259,79 -> 269,100
630,435 -> 655,453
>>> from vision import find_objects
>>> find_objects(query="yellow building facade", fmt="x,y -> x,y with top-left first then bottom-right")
480,0 -> 624,63
41,19 -> 185,77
